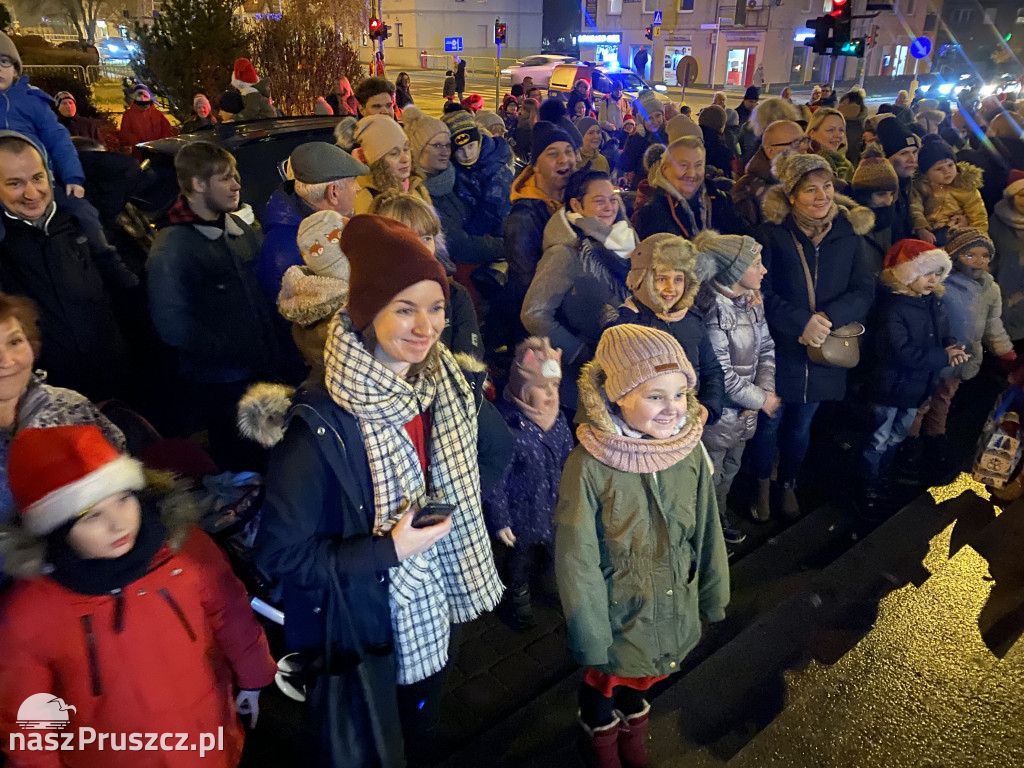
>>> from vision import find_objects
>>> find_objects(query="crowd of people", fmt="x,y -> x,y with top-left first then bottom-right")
0,37 -> 1023,768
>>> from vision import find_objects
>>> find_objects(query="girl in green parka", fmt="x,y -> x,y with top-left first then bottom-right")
555,323 -> 730,768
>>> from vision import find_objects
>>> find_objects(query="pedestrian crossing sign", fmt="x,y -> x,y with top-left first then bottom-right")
653,10 -> 663,24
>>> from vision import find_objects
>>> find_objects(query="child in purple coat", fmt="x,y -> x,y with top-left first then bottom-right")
486,337 -> 574,629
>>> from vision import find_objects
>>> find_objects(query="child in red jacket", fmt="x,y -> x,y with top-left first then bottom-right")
0,425 -> 276,768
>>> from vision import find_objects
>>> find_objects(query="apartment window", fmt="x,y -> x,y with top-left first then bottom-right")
361,30 -> 368,46
924,12 -> 936,29
801,0 -> 813,12
642,0 -> 658,13
1017,6 -> 1024,23
609,0 -> 622,13
952,8 -> 973,23
984,7 -> 996,23
396,22 -> 404,46
904,0 -> 915,14
679,0 -> 694,10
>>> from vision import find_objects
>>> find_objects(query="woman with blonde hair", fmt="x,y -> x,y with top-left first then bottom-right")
807,107 -> 855,183
352,115 -> 432,214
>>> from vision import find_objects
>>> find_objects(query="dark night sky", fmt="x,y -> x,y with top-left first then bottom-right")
544,0 -> 581,49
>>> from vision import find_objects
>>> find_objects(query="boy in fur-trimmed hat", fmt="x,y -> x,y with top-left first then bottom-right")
614,233 -> 726,429
860,239 -> 966,517
485,337 -> 573,630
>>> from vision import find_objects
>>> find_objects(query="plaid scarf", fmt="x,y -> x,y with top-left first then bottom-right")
324,314 -> 504,684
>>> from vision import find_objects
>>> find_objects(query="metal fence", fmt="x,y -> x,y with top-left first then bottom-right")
22,65 -> 88,82
87,63 -> 135,82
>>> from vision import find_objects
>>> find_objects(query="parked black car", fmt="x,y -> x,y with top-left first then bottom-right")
134,116 -> 339,221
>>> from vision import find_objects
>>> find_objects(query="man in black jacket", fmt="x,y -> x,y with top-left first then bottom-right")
876,116 -> 920,243
147,141 -> 281,469
0,131 -> 133,402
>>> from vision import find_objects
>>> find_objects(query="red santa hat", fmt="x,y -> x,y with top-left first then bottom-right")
232,58 -> 260,87
9,426 -> 146,536
883,238 -> 952,286
1006,169 -> 1024,198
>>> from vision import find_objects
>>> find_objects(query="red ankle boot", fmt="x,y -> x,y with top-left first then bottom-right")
578,715 -> 622,768
615,701 -> 651,768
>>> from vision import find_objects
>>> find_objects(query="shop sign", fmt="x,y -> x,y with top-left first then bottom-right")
578,33 -> 622,43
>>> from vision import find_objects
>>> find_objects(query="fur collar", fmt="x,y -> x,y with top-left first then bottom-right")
912,161 -> 982,193
760,186 -> 875,235
236,352 -> 486,450
0,475 -> 199,580
276,265 -> 348,327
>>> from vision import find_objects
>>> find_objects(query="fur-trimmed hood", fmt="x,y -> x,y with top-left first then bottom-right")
237,351 -> 487,450
0,473 -> 199,580
760,186 -> 875,235
276,265 -> 348,327
625,233 -> 701,315
911,161 -> 983,194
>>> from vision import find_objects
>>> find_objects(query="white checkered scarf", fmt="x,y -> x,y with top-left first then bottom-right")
324,315 -> 504,684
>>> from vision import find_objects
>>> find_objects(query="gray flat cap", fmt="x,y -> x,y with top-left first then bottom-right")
289,141 -> 368,183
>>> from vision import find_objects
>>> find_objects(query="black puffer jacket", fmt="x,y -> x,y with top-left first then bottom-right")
423,164 -> 504,266
0,207 -> 130,401
868,272 -> 953,409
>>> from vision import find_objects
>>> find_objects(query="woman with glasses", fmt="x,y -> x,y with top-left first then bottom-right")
732,119 -> 810,233
402,107 -> 504,269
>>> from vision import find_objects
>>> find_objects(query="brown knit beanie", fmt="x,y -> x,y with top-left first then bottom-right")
698,105 -> 727,134
851,142 -> 899,193
944,226 -> 995,261
353,115 -> 408,165
340,214 -> 450,331
595,324 -> 696,403
401,105 -> 448,162
772,149 -> 833,195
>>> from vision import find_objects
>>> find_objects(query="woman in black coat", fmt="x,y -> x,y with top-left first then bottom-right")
255,216 -> 510,768
743,151 -> 875,519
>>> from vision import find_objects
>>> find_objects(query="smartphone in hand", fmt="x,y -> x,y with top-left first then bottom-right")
411,502 -> 456,529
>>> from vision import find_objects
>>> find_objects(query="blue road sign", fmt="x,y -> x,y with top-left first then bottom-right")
910,36 -> 931,59
444,37 -> 463,53
652,10 -> 663,25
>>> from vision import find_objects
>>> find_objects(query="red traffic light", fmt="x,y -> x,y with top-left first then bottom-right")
830,0 -> 847,14
369,16 -> 382,37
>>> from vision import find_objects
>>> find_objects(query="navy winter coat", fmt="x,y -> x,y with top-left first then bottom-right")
634,185 -> 737,240
757,187 -> 876,403
453,134 -> 514,237
257,185 -> 314,299
423,165 -> 504,266
257,377 -> 512,655
485,399 -> 574,547
868,278 -> 953,409
614,299 -> 727,424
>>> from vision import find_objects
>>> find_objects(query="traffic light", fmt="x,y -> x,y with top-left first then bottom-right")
382,23 -> 391,40
368,16 -> 382,39
829,0 -> 852,48
494,21 -> 506,45
836,37 -> 865,56
644,26 -> 653,41
805,15 -> 833,55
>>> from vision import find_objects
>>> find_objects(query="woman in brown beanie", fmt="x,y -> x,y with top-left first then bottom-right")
256,214 -> 509,767
747,149 -> 875,519
556,323 -> 729,768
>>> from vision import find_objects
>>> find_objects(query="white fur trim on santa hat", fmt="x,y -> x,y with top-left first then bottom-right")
23,456 -> 146,536
890,247 -> 952,286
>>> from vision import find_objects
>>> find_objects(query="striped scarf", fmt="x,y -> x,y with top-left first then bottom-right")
324,314 -> 504,684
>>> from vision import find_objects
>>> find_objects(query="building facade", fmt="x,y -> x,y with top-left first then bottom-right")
935,0 -> 1018,79
366,0 -> 543,70
578,0 -> 934,87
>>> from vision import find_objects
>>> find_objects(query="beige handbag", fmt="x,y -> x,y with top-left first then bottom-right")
792,234 -> 864,369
